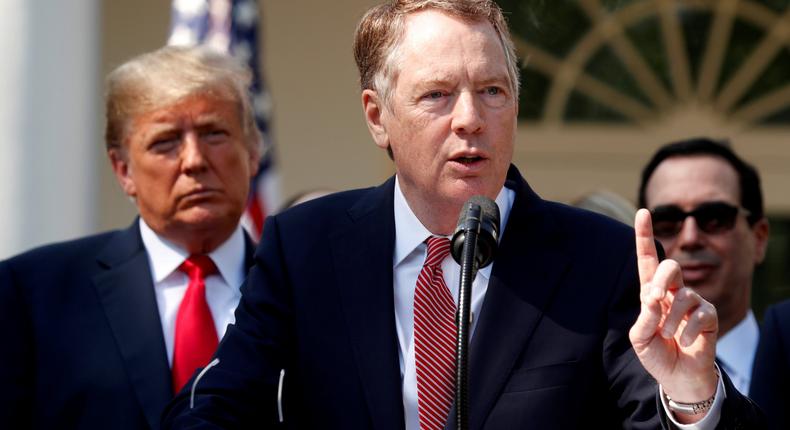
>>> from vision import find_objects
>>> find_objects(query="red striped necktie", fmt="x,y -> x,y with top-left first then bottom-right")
414,236 -> 456,430
171,255 -> 219,393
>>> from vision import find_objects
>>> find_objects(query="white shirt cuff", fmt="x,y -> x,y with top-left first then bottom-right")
658,363 -> 726,430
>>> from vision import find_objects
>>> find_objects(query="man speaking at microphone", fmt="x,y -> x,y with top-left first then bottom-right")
165,1 -> 763,428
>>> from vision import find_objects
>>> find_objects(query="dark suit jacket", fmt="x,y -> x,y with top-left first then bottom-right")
163,166 -> 762,429
751,300 -> 790,429
0,220 -> 254,430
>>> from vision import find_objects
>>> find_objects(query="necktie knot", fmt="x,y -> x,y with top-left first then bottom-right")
424,236 -> 451,267
180,255 -> 218,281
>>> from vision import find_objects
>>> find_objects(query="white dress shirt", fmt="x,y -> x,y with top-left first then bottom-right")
139,219 -> 246,366
391,176 -> 722,430
716,311 -> 759,395
392,178 -> 514,430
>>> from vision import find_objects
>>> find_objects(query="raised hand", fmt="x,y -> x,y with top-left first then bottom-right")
629,209 -> 719,422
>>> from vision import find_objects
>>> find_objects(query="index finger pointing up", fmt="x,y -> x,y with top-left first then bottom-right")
635,208 -> 659,286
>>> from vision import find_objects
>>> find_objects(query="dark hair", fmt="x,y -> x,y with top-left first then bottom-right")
638,137 -> 764,225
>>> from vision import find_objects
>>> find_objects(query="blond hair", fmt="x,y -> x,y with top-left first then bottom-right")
104,45 -> 262,157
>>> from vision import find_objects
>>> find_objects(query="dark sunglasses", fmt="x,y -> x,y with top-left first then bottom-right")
650,201 -> 750,238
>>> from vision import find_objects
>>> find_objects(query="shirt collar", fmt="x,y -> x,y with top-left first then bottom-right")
716,310 -> 759,380
392,176 -> 514,278
139,218 -> 246,289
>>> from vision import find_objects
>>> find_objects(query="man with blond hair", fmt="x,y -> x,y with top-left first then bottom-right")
0,46 -> 259,430
166,1 -> 763,428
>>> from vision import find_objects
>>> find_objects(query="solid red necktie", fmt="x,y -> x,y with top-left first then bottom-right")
414,236 -> 456,430
171,255 -> 219,393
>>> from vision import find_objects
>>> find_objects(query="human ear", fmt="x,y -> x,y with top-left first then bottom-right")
362,89 -> 390,151
108,148 -> 137,198
752,218 -> 770,264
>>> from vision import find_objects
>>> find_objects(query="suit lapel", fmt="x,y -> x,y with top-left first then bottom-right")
330,178 -> 405,430
460,168 -> 572,430
93,221 -> 172,430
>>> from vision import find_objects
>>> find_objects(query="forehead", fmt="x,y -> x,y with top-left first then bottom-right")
396,9 -> 507,77
122,95 -> 241,146
132,95 -> 238,128
645,155 -> 741,207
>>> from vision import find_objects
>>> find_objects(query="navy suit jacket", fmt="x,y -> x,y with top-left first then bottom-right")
164,166 -> 762,429
0,220 -> 254,430
751,300 -> 790,429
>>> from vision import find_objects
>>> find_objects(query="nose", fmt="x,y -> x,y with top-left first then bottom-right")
181,133 -> 208,174
451,91 -> 483,135
676,216 -> 704,251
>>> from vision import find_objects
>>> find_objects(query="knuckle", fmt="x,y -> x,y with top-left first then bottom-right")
673,287 -> 693,303
680,287 -> 698,302
695,306 -> 715,324
704,302 -> 717,318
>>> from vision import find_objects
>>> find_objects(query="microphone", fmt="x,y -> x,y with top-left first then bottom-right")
451,195 -> 500,269
450,195 -> 500,430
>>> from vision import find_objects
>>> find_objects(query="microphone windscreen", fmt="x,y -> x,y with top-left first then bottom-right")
451,196 -> 500,268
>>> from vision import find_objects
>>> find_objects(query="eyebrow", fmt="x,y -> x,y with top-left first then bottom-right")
413,73 -> 510,91
414,77 -> 455,90
477,75 -> 510,87
147,112 -> 227,127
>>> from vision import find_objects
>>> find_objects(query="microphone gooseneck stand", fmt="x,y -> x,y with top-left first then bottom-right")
454,204 -> 482,430
451,196 -> 500,430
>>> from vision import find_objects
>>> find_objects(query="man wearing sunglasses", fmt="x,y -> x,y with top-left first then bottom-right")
638,137 -> 769,396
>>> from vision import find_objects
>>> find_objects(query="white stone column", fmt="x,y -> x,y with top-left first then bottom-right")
0,0 -> 99,258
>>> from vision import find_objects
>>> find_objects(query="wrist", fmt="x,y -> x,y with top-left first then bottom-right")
663,365 -> 719,404
664,366 -> 720,423
665,394 -> 716,415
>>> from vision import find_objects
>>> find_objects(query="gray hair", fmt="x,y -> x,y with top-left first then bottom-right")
353,0 -> 520,106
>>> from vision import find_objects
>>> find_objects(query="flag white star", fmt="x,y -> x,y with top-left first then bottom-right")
234,0 -> 258,29
173,0 -> 208,17
168,25 -> 199,46
254,92 -> 273,118
233,40 -> 253,63
206,33 -> 231,52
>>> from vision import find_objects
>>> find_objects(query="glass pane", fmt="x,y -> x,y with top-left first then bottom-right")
758,0 -> 790,14
762,105 -> 790,124
585,45 -> 653,108
499,0 -> 590,58
565,89 -> 628,121
625,16 -> 673,94
679,10 -> 712,86
519,68 -> 550,120
601,0 -> 645,12
739,48 -> 790,108
717,19 -> 763,95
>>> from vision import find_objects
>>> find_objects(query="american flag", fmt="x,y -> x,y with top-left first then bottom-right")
168,0 -> 281,240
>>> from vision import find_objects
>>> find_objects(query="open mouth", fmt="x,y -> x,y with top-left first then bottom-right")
454,155 -> 483,164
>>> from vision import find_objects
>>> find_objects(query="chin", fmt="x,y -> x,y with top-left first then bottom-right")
450,181 -> 498,201
179,206 -> 237,230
